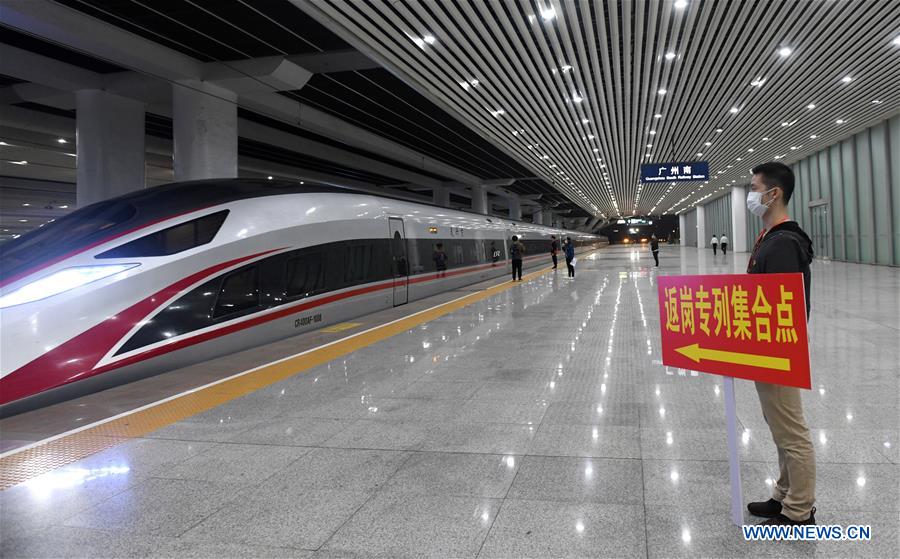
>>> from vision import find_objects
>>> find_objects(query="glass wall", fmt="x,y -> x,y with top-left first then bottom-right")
703,193 -> 733,245
744,114 -> 900,266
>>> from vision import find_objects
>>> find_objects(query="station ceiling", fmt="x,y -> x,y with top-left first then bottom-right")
302,0 -> 900,216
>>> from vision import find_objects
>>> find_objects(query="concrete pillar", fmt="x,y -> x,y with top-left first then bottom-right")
76,89 -> 145,207
173,81 -> 238,181
696,204 -> 706,248
508,195 -> 522,221
678,213 -> 687,244
532,209 -> 543,225
471,185 -> 489,215
543,210 -> 555,227
731,184 -> 749,252
432,186 -> 450,207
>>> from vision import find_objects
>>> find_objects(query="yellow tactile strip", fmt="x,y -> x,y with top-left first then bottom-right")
0,265 -> 560,490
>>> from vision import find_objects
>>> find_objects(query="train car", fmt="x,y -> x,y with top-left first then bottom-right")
0,179 -> 603,415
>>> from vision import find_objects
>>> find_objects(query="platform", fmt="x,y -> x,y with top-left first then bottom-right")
1,245 -> 898,558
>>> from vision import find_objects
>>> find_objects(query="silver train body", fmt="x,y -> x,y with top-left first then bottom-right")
0,180 -> 602,414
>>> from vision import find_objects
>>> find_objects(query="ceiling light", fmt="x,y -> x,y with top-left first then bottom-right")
674,0 -> 688,8
572,92 -> 584,103
0,141 -> 9,146
658,89 -> 667,95
747,148 -> 754,152
654,114 -> 662,118
790,146 -> 800,150
810,135 -> 817,139
729,107 -> 740,114
893,36 -> 900,46
807,103 -> 816,109
665,52 -> 676,60
715,129 -> 723,133
872,99 -> 882,104
490,109 -> 506,117
836,119 -> 844,124
57,138 -> 67,144
736,157 -> 743,161
750,78 -> 765,87
22,203 -> 30,206
696,152 -> 703,157
762,137 -> 769,141
540,6 -> 556,21
581,118 -> 590,124
778,47 -> 792,57
10,160 -> 28,165
267,176 -> 273,180
592,148 -> 599,152
561,65 -> 573,73
649,130 -> 657,135
59,205 -> 69,209
646,154 -> 652,158
423,35 -> 436,44
18,219 -> 27,222
646,144 -> 652,148
704,141 -> 711,146
841,76 -> 852,83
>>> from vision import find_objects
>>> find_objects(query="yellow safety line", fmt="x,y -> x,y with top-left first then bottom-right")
0,263 -> 566,490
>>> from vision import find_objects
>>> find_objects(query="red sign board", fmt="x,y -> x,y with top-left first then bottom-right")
657,273 -> 811,389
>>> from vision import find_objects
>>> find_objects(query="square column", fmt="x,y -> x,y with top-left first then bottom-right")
678,213 -> 687,244
696,204 -> 707,248
173,81 -> 238,181
471,185 -> 489,215
432,186 -> 450,207
76,89 -> 145,207
731,185 -> 749,252
532,209 -> 543,225
508,195 -> 522,221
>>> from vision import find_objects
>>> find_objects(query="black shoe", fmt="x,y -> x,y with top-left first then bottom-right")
758,507 -> 816,526
747,498 -> 782,518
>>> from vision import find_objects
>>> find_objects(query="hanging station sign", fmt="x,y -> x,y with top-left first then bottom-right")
640,161 -> 709,183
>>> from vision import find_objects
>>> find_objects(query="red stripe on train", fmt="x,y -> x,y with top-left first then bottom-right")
0,252 -> 554,404
0,250 -> 279,405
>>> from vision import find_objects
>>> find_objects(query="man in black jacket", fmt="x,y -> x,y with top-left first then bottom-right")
745,162 -> 817,526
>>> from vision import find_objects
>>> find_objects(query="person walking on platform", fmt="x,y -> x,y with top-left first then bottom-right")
550,235 -> 559,269
710,234 -> 719,255
720,233 -> 729,255
650,234 -> 660,267
432,243 -> 448,278
564,236 -> 575,278
745,161 -> 816,526
510,235 -> 525,281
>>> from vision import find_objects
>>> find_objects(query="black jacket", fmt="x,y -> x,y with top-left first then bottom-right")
747,221 -> 813,318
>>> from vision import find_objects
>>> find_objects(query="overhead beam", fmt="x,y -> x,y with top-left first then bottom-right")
287,50 -> 379,73
1,0 -> 486,187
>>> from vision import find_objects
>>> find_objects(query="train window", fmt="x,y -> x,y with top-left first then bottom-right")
96,211 -> 229,258
344,244 -> 374,284
214,266 -> 259,318
285,253 -> 325,298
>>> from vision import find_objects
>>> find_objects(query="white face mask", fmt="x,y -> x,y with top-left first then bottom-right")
746,189 -> 775,217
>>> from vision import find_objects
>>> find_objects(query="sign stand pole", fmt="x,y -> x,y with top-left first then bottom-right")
723,376 -> 744,526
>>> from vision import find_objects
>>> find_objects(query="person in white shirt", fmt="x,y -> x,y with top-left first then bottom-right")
720,234 -> 729,255
710,235 -> 719,255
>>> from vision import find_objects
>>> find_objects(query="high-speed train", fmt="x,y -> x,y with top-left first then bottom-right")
0,179 -> 602,414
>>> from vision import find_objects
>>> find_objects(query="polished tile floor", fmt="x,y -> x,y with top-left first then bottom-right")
2,245 -> 898,558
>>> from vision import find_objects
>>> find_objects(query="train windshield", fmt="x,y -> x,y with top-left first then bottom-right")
0,200 -> 138,281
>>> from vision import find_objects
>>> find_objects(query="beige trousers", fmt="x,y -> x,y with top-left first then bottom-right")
755,381 -> 816,521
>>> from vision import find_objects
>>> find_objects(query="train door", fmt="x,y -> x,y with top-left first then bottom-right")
388,218 -> 409,306
504,228 -> 513,273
